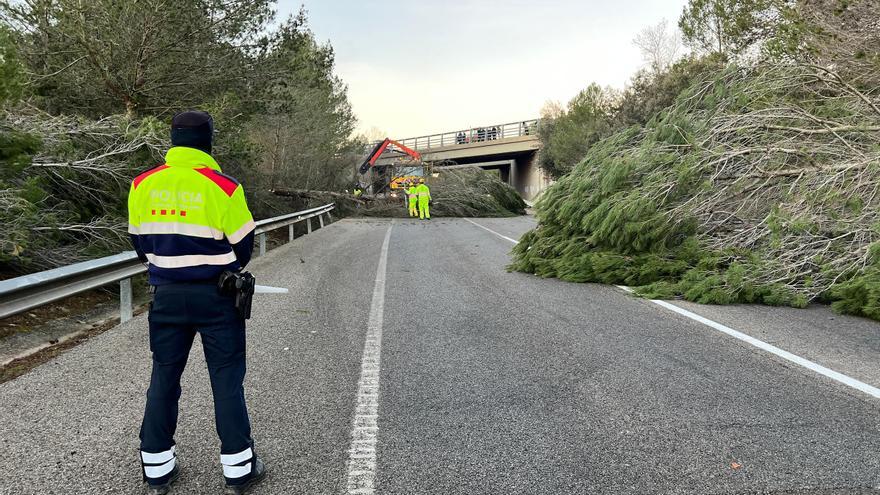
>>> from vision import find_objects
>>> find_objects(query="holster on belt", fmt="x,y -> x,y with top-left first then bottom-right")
218,270 -> 256,320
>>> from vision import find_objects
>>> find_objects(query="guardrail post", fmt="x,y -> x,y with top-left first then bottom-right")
258,233 -> 266,256
120,278 -> 133,323
307,218 -> 312,234
288,224 -> 295,243
319,214 -> 325,228
326,211 -> 332,224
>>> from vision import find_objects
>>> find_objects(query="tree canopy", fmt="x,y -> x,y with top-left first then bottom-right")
538,84 -> 617,179
0,2 -> 359,274
678,0 -> 782,56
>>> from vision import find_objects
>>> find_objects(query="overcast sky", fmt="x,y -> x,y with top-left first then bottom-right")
276,0 -> 688,138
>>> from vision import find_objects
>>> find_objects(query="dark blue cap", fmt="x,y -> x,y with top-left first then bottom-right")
171,110 -> 214,154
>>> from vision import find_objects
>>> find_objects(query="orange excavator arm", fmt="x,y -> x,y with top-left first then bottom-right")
358,138 -> 421,174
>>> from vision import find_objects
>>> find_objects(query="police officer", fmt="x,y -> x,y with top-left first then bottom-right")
128,110 -> 267,495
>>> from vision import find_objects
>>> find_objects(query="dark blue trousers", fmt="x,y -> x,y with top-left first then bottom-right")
140,283 -> 255,485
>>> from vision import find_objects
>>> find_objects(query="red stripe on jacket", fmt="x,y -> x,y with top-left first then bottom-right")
133,164 -> 169,189
195,168 -> 238,196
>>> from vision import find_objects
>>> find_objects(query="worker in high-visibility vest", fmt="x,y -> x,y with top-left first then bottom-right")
415,178 -> 431,220
128,111 -> 267,495
406,180 -> 419,218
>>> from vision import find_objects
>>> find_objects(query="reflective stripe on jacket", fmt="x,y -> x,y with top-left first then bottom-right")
128,146 -> 255,285
415,184 -> 431,199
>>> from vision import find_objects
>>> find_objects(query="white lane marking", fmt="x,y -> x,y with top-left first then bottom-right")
464,218 -> 519,244
345,222 -> 393,495
619,286 -> 880,400
474,220 -> 879,400
649,298 -> 880,400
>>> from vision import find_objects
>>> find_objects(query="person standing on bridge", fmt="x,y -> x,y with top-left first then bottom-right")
128,110 -> 267,495
416,177 -> 432,220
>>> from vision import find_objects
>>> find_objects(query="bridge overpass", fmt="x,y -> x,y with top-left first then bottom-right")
1,213 -> 879,493
376,120 -> 552,201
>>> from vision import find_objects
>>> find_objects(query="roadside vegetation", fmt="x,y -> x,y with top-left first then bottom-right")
513,0 -> 880,320
0,1 -> 359,276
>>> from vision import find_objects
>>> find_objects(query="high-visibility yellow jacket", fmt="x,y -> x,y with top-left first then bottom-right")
406,186 -> 418,203
415,183 -> 431,201
127,146 -> 255,285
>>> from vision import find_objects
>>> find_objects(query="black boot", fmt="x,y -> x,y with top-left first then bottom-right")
224,459 -> 267,495
145,465 -> 180,495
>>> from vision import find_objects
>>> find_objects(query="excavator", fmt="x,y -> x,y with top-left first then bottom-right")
358,138 -> 429,193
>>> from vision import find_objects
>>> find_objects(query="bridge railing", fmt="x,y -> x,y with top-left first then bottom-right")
0,203 -> 335,323
384,119 -> 539,155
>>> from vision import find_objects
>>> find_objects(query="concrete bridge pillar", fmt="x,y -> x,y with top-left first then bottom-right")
509,158 -> 517,189
514,152 -> 552,202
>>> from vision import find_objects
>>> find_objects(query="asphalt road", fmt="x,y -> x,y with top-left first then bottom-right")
0,216 -> 878,494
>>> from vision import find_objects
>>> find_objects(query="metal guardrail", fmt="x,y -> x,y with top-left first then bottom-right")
384,119 -> 539,154
0,203 -> 336,323
253,203 -> 335,256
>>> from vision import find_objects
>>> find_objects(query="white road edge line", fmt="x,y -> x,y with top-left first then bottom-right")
464,218 -> 519,244
472,222 -> 880,400
345,222 -> 393,495
618,286 -> 880,400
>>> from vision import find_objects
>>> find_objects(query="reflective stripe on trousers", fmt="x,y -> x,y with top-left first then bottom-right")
141,446 -> 176,483
221,446 -> 254,481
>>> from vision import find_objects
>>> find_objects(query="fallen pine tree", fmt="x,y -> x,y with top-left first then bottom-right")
0,105 -> 165,274
511,62 -> 880,319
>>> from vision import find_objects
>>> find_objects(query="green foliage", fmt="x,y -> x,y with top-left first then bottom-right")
513,110 -> 706,283
519,1 -> 880,319
0,25 -> 24,105
638,259 -> 808,308
0,129 -> 39,177
0,112 -> 168,273
831,265 -> 880,320
616,55 -> 725,128
678,0 -> 783,56
514,54 -> 880,318
1,0 -> 273,117
428,169 -> 526,217
245,10 -> 357,195
538,84 -> 617,179
537,55 -> 725,180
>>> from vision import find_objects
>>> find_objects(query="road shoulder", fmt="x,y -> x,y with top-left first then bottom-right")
663,299 -> 880,390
